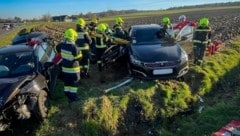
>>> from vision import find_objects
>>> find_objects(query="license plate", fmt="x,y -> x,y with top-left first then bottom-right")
153,69 -> 173,75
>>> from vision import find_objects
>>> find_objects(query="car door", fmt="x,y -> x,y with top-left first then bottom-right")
37,43 -> 57,91
175,25 -> 194,42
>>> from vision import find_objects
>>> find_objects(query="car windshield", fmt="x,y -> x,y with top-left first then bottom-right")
131,28 -> 170,45
0,51 -> 35,78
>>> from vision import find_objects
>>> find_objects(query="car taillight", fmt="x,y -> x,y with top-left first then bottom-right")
53,53 -> 62,65
27,38 -> 42,46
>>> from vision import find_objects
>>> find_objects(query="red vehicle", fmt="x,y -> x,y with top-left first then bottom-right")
212,120 -> 240,136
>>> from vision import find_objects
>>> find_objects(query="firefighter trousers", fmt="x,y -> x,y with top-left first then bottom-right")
62,71 -> 80,103
193,43 -> 207,65
96,47 -> 107,72
80,50 -> 90,77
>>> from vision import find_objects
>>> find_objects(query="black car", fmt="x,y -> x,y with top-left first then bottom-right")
0,42 -> 56,131
12,32 -> 48,45
128,24 -> 189,79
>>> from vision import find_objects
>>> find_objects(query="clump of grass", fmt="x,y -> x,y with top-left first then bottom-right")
156,81 -> 195,117
81,96 -> 120,135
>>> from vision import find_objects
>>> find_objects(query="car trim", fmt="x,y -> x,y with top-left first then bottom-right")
132,69 -> 147,77
177,65 -> 189,77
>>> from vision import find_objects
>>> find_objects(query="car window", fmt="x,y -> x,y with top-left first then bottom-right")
131,28 -> 162,45
0,51 -> 35,78
38,43 -> 50,63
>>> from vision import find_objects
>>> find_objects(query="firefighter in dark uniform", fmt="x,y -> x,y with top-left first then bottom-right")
162,17 -> 172,30
75,18 -> 92,78
193,18 -> 211,66
113,17 -> 127,39
55,28 -> 82,103
87,18 -> 98,56
159,17 -> 174,39
95,23 -> 108,82
103,23 -> 113,47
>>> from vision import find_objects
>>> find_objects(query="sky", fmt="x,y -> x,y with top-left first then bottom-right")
0,0 -> 239,19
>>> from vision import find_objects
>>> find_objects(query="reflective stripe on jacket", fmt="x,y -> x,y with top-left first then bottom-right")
64,86 -> 78,93
55,41 -> 82,69
193,26 -> 211,44
62,66 -> 80,73
95,33 -> 107,48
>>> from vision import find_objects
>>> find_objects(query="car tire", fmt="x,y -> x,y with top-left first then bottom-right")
36,90 -> 49,120
177,76 -> 185,81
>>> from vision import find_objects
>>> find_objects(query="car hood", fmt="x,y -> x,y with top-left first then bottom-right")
0,75 -> 33,107
130,43 -> 181,62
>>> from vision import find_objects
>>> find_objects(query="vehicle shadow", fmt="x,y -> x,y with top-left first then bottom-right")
0,117 -> 40,136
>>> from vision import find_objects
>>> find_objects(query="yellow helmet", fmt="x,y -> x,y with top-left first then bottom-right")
97,23 -> 106,32
199,18 -> 209,26
64,28 -> 78,41
162,17 -> 171,24
91,18 -> 98,24
116,17 -> 124,24
76,18 -> 86,27
103,23 -> 109,28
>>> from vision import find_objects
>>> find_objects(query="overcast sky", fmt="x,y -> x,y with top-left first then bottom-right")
0,0 -> 239,19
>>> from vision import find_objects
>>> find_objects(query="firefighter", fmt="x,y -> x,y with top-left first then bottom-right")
103,23 -> 113,47
193,17 -> 211,66
55,28 -> 82,103
173,15 -> 197,31
161,17 -> 175,38
162,17 -> 172,30
75,18 -> 92,78
87,18 -> 98,56
104,23 -> 113,36
95,23 -> 108,82
113,17 -> 127,39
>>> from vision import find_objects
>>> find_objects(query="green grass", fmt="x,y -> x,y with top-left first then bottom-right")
0,23 -> 43,46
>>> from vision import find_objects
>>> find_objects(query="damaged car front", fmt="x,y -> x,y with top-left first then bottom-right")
0,45 -> 52,131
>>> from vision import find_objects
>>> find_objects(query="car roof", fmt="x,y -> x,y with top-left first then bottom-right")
130,24 -> 162,30
0,45 -> 34,55
12,32 -> 48,45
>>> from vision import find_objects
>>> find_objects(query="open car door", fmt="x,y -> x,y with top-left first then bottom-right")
175,25 -> 194,42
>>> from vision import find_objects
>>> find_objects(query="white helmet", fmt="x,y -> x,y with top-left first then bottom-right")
179,15 -> 186,22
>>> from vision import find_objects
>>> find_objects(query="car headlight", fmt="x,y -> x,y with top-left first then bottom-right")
130,55 -> 142,66
181,50 -> 188,63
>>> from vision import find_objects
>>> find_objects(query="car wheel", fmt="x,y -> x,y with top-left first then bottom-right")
177,76 -> 185,81
37,90 -> 49,120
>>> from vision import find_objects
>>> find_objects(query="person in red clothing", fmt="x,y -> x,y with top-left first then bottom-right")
173,15 -> 197,30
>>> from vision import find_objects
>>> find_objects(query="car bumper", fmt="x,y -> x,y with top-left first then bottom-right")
129,61 -> 189,80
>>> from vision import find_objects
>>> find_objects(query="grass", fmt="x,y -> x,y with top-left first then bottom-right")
161,39 -> 240,135
0,22 -> 43,47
